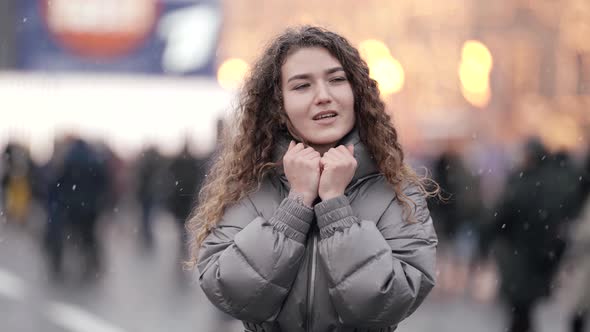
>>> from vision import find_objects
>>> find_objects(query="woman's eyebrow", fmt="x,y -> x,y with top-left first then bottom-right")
287,67 -> 345,83
325,67 -> 345,74
287,73 -> 311,83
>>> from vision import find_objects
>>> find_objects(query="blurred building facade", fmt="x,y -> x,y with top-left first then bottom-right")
0,0 -> 16,68
218,0 -> 590,154
0,0 -> 588,160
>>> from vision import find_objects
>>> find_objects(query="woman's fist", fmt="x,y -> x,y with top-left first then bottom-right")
283,141 -> 321,206
318,145 -> 356,201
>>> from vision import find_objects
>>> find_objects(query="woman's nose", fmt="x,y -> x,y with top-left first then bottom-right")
314,82 -> 332,105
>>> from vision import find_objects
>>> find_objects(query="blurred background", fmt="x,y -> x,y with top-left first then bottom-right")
1,0 -> 589,331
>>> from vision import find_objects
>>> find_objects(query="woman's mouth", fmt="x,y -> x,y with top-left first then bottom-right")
312,111 -> 338,124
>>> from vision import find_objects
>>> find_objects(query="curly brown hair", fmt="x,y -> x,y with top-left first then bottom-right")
185,25 -> 438,268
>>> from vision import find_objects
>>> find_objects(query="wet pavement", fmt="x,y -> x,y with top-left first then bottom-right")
0,206 -> 571,332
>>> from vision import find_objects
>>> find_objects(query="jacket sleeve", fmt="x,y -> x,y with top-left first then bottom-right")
197,195 -> 313,322
315,188 -> 437,327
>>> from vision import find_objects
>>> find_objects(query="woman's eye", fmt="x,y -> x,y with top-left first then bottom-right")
293,83 -> 310,90
330,77 -> 347,83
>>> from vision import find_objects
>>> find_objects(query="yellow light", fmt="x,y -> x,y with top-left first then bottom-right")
462,40 -> 493,70
461,86 -> 491,108
459,40 -> 493,107
359,39 -> 391,63
369,56 -> 405,95
459,59 -> 490,94
217,58 -> 249,90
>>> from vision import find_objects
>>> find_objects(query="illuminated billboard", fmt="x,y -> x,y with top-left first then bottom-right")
16,0 -> 221,76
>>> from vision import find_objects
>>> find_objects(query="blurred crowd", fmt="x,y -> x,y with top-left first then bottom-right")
0,134 -> 212,285
425,137 -> 590,332
1,133 -> 590,332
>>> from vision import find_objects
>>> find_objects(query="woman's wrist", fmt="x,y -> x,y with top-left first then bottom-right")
288,190 -> 314,208
319,190 -> 345,201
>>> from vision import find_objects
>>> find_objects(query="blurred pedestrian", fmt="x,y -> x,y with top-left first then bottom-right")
135,146 -> 166,251
45,137 -> 109,282
1,143 -> 34,225
188,26 -> 439,331
480,139 -> 577,332
167,141 -> 207,264
429,140 -> 483,296
576,148 -> 590,212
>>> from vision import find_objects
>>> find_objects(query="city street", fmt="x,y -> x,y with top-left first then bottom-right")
0,206 -> 571,332
2,1 -> 589,331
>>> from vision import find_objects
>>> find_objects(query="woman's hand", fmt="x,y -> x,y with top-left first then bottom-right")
318,145 -> 357,201
283,141 -> 321,206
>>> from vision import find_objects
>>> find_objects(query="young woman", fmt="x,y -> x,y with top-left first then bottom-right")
187,26 -> 438,332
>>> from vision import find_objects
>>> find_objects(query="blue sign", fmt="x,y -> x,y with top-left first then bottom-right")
15,0 -> 221,76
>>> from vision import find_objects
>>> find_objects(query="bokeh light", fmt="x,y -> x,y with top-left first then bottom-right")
459,40 -> 493,107
359,39 -> 405,96
369,56 -> 405,96
359,39 -> 392,63
459,59 -> 490,94
217,58 -> 249,90
461,40 -> 493,70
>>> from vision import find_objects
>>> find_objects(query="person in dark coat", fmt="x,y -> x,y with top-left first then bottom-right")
480,138 -> 578,332
167,142 -> 207,262
575,148 -> 590,214
45,138 -> 109,282
135,146 -> 166,251
430,146 -> 465,243
429,141 -> 483,295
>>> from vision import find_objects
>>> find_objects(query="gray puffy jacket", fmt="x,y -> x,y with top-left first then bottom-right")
197,130 -> 438,332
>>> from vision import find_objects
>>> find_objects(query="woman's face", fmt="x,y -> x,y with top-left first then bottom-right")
281,47 -> 355,152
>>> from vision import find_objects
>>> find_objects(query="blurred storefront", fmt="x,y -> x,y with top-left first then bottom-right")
1,0 -> 229,162
0,0 -> 16,69
1,0 -> 589,160
216,0 -> 590,155
15,0 -> 221,75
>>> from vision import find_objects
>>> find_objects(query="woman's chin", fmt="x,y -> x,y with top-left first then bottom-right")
305,131 -> 349,146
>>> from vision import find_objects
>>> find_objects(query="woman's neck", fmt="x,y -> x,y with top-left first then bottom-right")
310,143 -> 336,156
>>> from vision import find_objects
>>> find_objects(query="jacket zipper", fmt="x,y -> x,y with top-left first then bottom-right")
306,231 -> 318,332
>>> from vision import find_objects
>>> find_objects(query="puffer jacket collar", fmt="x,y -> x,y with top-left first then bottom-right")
272,127 -> 380,191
